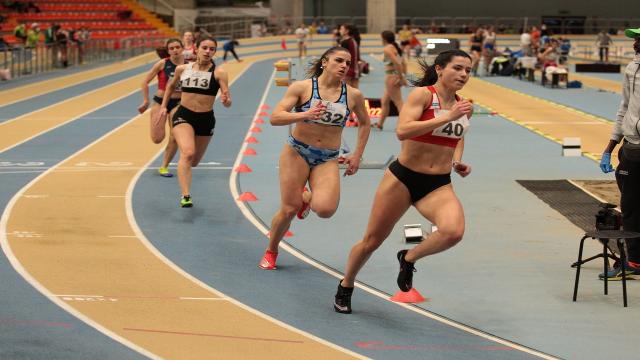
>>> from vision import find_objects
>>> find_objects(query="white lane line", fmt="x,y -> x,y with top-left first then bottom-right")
0,113 -> 161,360
0,86 -> 140,154
567,179 -> 614,207
126,65 -> 367,359
179,297 -> 230,301
54,294 -> 229,301
228,71 -> 558,360
0,54 -> 153,108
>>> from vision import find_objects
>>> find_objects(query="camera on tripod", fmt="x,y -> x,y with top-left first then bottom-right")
595,203 -> 621,231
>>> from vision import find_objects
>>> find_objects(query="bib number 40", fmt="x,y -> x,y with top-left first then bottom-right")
441,122 -> 464,137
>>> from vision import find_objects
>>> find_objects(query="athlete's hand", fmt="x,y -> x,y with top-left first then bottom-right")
342,155 -> 361,176
453,161 -> 471,177
394,76 -> 408,87
305,102 -> 326,120
157,107 -> 168,123
450,100 -> 473,120
220,91 -> 232,107
600,152 -> 615,173
138,101 -> 149,114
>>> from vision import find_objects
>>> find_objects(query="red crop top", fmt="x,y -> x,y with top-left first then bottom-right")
410,86 -> 469,148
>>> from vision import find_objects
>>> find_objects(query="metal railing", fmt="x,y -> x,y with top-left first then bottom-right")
188,15 -> 639,40
1,37 -> 165,80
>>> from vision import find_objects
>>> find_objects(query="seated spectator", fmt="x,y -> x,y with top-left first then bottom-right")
317,21 -> 329,34
13,22 -> 27,45
538,39 -> 568,85
26,23 -> 40,48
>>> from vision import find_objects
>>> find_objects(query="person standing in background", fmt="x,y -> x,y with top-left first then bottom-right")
598,28 -> 640,280
596,29 -> 613,62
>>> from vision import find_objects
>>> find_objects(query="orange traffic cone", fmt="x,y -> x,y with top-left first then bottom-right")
261,104 -> 270,110
235,164 -> 252,173
254,118 -> 265,124
250,126 -> 262,133
243,148 -> 257,156
245,136 -> 259,143
237,192 -> 258,201
390,288 -> 426,303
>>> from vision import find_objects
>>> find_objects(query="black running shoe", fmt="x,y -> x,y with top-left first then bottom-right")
397,250 -> 416,292
333,281 -> 354,314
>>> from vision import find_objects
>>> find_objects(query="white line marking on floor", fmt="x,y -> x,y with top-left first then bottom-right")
0,86 -> 144,155
0,113 -> 162,360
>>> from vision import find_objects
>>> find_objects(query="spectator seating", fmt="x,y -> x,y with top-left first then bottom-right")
1,0 -> 177,45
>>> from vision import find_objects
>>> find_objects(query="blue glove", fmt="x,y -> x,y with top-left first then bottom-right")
600,152 -> 614,173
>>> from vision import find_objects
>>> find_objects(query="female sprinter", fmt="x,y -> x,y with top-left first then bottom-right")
469,28 -> 484,75
371,31 -> 407,131
182,31 -> 197,62
334,50 -> 474,313
258,46 -> 372,270
158,37 -> 232,207
138,38 -> 184,177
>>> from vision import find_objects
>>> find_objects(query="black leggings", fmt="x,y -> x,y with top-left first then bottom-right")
223,49 -> 239,61
616,143 -> 640,263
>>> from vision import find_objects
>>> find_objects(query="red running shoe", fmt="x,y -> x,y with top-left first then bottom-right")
297,187 -> 311,219
258,250 -> 278,270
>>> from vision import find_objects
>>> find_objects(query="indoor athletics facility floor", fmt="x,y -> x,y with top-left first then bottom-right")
0,34 -> 636,359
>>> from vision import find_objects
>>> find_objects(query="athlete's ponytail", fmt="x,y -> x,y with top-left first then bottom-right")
412,49 -> 471,87
381,31 -> 402,57
306,46 -> 350,78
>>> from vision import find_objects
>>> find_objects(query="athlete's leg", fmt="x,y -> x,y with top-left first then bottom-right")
377,85 -> 391,129
160,106 -> 179,170
307,159 -> 340,218
149,102 -> 165,144
191,135 -> 213,167
341,171 -> 412,287
172,124 -> 196,196
266,145 -> 311,253
405,184 -> 465,263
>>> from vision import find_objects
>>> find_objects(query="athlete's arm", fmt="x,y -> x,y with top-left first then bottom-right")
452,138 -> 471,177
270,80 -> 324,126
138,60 -> 163,114
344,88 -> 371,176
157,64 -> 184,121
396,88 -> 472,140
215,67 -> 232,108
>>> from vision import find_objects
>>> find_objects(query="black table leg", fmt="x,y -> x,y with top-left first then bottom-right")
618,239 -> 628,307
573,235 -> 588,301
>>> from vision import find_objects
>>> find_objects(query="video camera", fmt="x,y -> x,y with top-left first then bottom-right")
595,203 -> 621,231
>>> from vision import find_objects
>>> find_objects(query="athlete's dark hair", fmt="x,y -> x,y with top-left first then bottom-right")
165,38 -> 183,48
412,49 -> 471,87
196,36 -> 217,48
306,46 -> 350,78
342,24 -> 361,45
381,30 -> 402,57
155,46 -> 169,59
